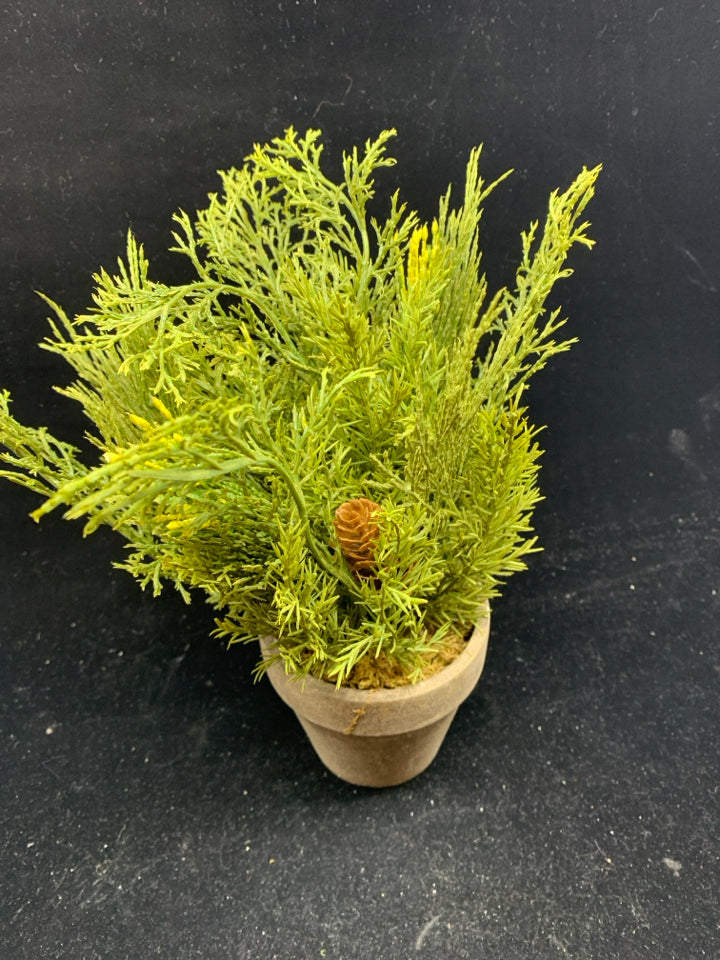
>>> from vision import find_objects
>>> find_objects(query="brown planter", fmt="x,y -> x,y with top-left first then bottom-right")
260,602 -> 491,788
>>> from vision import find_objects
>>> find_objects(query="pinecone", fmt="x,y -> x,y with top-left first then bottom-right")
334,498 -> 381,577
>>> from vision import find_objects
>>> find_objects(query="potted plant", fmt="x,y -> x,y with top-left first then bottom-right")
0,129 -> 599,786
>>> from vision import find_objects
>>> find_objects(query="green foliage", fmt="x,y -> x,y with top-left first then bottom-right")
0,129 -> 600,684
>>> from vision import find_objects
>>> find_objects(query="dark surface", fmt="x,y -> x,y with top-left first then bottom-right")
1,2 -> 718,958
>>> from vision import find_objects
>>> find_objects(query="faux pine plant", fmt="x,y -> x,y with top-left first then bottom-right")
0,129 -> 599,685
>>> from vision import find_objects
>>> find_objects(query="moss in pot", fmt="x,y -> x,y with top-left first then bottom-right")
0,129 -> 600,786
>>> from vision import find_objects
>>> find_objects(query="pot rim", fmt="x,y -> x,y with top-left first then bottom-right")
260,601 -> 491,737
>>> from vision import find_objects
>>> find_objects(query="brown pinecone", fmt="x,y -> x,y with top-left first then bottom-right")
334,498 -> 381,577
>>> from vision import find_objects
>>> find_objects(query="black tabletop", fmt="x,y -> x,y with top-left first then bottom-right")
1,3 -> 718,958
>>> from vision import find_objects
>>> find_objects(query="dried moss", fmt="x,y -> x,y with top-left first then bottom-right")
340,629 -> 470,689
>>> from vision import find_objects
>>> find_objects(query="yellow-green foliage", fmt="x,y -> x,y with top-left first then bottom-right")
0,129 -> 600,683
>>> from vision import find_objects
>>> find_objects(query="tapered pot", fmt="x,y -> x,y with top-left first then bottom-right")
260,602 -> 490,788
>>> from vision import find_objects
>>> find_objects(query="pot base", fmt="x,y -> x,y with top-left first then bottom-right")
297,710 -> 459,788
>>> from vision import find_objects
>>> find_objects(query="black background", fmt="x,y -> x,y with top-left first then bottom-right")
1,2 -> 718,958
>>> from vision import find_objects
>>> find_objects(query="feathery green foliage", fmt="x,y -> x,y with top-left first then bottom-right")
0,129 -> 600,684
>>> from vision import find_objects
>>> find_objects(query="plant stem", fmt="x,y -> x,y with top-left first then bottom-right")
261,456 -> 358,592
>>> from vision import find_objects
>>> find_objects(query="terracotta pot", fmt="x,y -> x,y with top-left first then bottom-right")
260,602 -> 490,788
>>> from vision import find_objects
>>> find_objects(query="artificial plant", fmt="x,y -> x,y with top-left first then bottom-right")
0,129 -> 600,684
